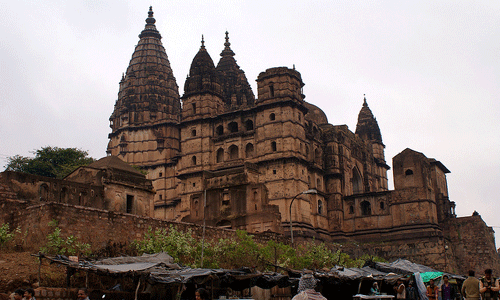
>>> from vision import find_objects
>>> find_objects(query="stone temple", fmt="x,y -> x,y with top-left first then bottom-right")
2,7 -> 495,274
107,7 -> 457,242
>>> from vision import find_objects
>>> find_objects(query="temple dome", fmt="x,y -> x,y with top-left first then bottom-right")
304,101 -> 329,125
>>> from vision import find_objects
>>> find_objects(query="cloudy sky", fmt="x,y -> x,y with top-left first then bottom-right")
1,1 -> 499,245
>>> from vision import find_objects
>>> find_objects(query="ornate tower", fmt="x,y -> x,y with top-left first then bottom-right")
355,96 -> 389,191
107,7 -> 181,215
215,32 -> 255,109
181,36 -> 224,121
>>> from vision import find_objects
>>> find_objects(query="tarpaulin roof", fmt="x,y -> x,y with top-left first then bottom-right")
367,259 -> 439,275
38,254 -> 464,291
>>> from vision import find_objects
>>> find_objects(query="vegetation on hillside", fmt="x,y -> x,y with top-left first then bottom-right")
132,225 -> 386,270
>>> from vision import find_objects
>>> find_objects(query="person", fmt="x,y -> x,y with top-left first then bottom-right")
427,279 -> 439,300
440,275 -> 455,300
371,282 -> 381,296
292,273 -> 327,300
24,289 -> 35,300
479,269 -> 499,300
12,290 -> 24,300
462,270 -> 480,300
407,282 -> 419,300
195,288 -> 209,300
394,279 -> 406,300
77,288 -> 90,300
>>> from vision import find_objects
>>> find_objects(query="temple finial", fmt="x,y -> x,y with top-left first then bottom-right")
144,6 -> 156,26
201,35 -> 205,49
220,31 -> 235,57
363,94 -> 367,106
224,31 -> 230,48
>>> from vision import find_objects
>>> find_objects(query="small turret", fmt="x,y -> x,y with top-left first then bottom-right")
256,67 -> 304,104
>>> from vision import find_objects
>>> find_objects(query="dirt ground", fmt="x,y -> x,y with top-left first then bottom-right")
0,251 -> 66,293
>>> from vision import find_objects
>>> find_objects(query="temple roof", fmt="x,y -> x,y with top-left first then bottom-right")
184,36 -> 222,97
110,7 -> 180,122
88,156 -> 144,176
215,32 -> 255,107
355,95 -> 383,144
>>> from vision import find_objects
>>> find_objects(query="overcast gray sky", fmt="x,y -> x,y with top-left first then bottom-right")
1,1 -> 499,246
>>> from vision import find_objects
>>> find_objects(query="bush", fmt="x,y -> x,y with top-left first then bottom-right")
0,223 -> 19,248
132,225 -> 386,270
40,220 -> 91,257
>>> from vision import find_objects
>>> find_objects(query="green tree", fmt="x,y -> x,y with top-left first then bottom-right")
4,146 -> 95,179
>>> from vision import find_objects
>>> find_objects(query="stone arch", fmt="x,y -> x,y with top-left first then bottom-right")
39,183 -> 49,201
352,167 -> 363,194
361,200 -> 371,216
318,199 -> 323,215
216,125 -> 224,136
216,148 -> 224,163
245,120 -> 254,131
245,143 -> 254,158
228,121 -> 238,133
229,145 -> 239,160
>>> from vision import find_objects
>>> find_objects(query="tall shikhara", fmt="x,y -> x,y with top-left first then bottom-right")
107,7 -> 181,210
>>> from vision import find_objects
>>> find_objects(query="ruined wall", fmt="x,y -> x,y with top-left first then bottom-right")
2,199 -> 286,252
340,235 -> 459,273
443,215 -> 500,274
0,171 -> 106,209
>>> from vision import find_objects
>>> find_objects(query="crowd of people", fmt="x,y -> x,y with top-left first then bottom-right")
368,269 -> 498,300
6,269 -> 499,300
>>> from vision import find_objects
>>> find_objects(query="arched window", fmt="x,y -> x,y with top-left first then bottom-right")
361,201 -> 371,216
352,167 -> 363,194
318,200 -> 323,215
314,148 -> 321,164
269,84 -> 275,97
192,103 -> 197,114
317,178 -> 321,189
228,122 -> 238,133
216,148 -> 224,163
269,113 -> 276,121
349,205 -> 354,214
245,120 -> 254,131
405,169 -> 414,176
380,201 -> 385,210
245,143 -> 254,158
271,141 -> 277,151
39,184 -> 49,202
191,129 -> 196,137
191,156 -> 197,165
216,125 -> 224,136
229,145 -> 239,160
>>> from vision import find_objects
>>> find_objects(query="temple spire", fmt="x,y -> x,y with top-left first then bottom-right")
220,31 -> 235,57
199,35 -> 207,51
363,94 -> 368,106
